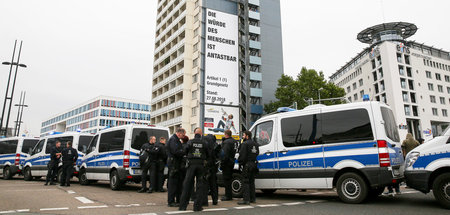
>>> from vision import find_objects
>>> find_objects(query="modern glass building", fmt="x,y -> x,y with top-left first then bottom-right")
151,0 -> 283,135
40,96 -> 151,137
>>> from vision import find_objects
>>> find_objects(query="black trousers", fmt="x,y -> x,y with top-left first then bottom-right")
60,162 -> 74,185
179,162 -> 207,210
141,163 -> 150,189
45,160 -> 58,183
222,163 -> 234,199
157,160 -> 165,190
242,163 -> 256,202
204,168 -> 218,204
149,162 -> 158,191
168,163 -> 183,204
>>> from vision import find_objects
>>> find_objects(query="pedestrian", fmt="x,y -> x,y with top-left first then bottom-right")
220,129 -> 238,201
179,127 -> 209,211
203,134 -> 219,206
156,137 -> 167,192
167,128 -> 186,207
402,133 -> 420,157
60,141 -> 78,187
138,136 -> 156,193
237,131 -> 259,205
45,140 -> 62,186
148,136 -> 162,193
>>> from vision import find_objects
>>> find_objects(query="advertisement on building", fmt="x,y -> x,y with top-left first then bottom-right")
204,104 -> 240,138
204,8 -> 239,106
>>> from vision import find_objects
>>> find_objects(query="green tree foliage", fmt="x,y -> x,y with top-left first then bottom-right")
264,67 -> 346,113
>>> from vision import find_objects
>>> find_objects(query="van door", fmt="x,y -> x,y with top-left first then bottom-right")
84,134 -> 100,180
252,120 -> 277,189
277,111 -> 327,189
95,129 -> 126,180
28,139 -> 46,176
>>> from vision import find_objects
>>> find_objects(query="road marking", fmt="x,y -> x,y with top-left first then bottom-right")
282,202 -> 305,206
311,192 -> 325,195
0,211 -> 15,214
306,200 -> 326,203
202,208 -> 228,212
12,189 -> 58,192
129,213 -> 158,215
16,209 -> 30,212
234,206 -> 254,209
146,203 -> 157,206
166,211 -> 193,214
115,204 -> 141,207
402,191 -> 420,194
257,204 -> 281,207
67,190 -> 76,194
78,205 -> 108,209
40,207 -> 69,211
75,196 -> 94,204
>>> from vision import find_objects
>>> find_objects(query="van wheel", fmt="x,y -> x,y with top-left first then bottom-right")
261,189 -> 277,195
432,173 -> 450,209
337,172 -> 368,204
23,167 -> 32,181
231,173 -> 243,198
79,169 -> 90,185
110,170 -> 123,190
3,166 -> 12,180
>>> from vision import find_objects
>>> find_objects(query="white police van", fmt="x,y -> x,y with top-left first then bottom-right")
404,126 -> 450,209
0,137 -> 39,179
23,132 -> 93,181
230,101 -> 404,203
79,124 -> 169,190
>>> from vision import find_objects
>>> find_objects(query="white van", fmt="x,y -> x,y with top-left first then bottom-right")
230,101 -> 404,203
0,137 -> 39,179
79,124 -> 169,190
23,132 -> 94,181
404,125 -> 450,209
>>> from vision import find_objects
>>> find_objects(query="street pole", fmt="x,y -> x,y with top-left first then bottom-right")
14,91 -> 23,136
14,91 -> 27,136
0,40 -> 17,136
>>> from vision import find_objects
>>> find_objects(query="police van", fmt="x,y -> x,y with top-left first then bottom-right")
79,124 -> 169,190
23,132 -> 93,181
404,126 -> 450,209
229,101 -> 404,204
0,137 -> 39,179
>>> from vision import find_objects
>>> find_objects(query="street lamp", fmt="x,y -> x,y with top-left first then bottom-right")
318,88 -> 324,104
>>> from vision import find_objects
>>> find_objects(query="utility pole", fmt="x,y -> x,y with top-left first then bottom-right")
14,91 -> 28,136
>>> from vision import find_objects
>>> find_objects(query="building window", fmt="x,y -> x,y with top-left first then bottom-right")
436,73 -> 442,81
402,92 -> 409,102
447,87 -> 450,94
400,78 -> 406,89
412,106 -> 418,117
408,80 -> 414,90
374,83 -> 379,94
432,108 -> 438,116
191,123 -> 197,133
353,93 -> 358,101
430,95 -> 436,103
371,59 -> 376,69
410,92 -> 416,103
347,86 -> 351,93
377,56 -> 382,66
352,82 -> 357,90
348,96 -> 352,102
428,83 -> 434,91
360,90 -> 364,98
192,73 -> 198,83
191,106 -> 197,116
440,97 -> 446,105
404,105 -> 411,116
192,90 -> 198,100
193,58 -> 199,67
398,66 -> 405,76
406,67 -> 412,77
426,71 -> 432,79
359,79 -> 363,86
443,109 -> 448,117
372,71 -> 377,81
404,55 -> 410,65
378,68 -> 383,78
438,85 -> 443,93
445,75 -> 450,82
381,93 -> 387,103
397,53 -> 402,63
193,42 -> 199,52
380,80 -> 385,91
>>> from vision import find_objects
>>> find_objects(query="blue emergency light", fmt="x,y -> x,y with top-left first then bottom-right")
277,107 -> 296,113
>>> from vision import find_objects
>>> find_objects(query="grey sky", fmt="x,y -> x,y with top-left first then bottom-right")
1,0 -> 449,136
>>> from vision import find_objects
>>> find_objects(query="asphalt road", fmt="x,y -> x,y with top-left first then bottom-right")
0,176 -> 446,215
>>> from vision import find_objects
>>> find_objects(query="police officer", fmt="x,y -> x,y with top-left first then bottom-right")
221,129 -> 238,201
138,136 -> 156,193
60,141 -> 78,187
45,141 -> 62,186
237,131 -> 259,205
148,136 -> 163,193
179,128 -> 209,211
167,128 -> 186,207
203,134 -> 219,205
156,137 -> 167,192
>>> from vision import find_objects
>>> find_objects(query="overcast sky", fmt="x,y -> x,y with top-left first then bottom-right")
1,0 -> 449,136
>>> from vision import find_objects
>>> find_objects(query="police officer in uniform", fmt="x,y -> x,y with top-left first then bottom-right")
167,128 -> 186,207
138,136 -> 156,193
149,136 -> 163,193
203,134 -> 219,205
60,141 -> 78,187
221,129 -> 238,201
156,137 -> 167,192
45,141 -> 62,185
179,128 -> 209,211
237,131 -> 259,205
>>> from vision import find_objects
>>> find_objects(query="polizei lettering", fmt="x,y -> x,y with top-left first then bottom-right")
193,143 -> 203,148
288,160 -> 313,168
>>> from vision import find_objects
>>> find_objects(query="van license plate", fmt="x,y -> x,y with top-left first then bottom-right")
393,169 -> 400,176
134,169 -> 141,175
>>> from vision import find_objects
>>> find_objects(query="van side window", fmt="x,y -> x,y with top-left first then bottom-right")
322,109 -> 373,143
87,135 -> 99,154
131,128 -> 169,150
45,137 -> 72,154
253,121 -> 273,146
32,139 -> 45,155
381,107 -> 400,142
99,129 -> 126,152
0,140 -> 18,154
281,115 -> 320,147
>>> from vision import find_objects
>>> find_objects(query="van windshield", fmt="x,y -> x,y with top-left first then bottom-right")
78,136 -> 93,153
22,139 -> 39,154
381,107 -> 400,142
131,128 -> 169,150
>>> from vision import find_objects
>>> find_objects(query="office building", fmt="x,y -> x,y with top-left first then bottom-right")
330,22 -> 450,140
151,0 -> 283,135
40,96 -> 151,137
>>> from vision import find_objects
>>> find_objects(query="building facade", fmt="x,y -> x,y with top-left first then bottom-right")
330,22 -> 450,141
150,0 -> 283,135
40,96 -> 151,137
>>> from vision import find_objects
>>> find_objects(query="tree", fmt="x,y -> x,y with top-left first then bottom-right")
264,67 -> 346,113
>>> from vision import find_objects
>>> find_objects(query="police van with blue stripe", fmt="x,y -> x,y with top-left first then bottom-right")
405,126 -> 450,209
23,132 -> 93,181
231,101 -> 404,203
79,124 -> 169,190
0,137 -> 39,179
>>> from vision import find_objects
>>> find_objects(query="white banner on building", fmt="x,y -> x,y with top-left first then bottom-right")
204,105 -> 240,136
204,9 -> 239,106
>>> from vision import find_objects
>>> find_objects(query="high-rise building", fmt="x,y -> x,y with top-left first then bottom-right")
151,0 -> 283,136
330,22 -> 450,141
40,96 -> 151,137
